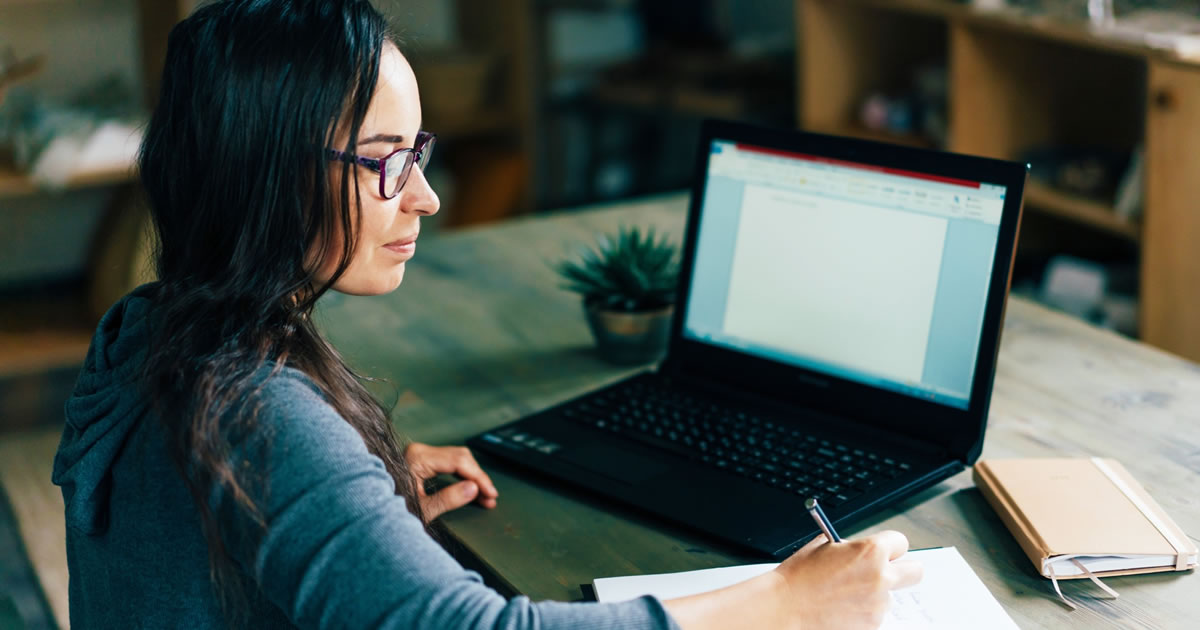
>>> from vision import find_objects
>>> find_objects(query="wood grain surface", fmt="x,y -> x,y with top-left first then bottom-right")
0,432 -> 67,629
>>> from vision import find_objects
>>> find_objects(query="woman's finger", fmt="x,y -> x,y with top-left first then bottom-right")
794,533 -> 828,558
406,444 -> 499,504
421,480 -> 479,520
870,530 -> 911,562
428,446 -> 499,499
885,558 -> 925,590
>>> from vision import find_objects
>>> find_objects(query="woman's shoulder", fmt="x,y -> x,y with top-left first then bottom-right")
244,364 -> 341,429
252,364 -> 327,403
231,362 -> 367,456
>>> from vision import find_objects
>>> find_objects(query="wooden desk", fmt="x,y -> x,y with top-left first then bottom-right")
3,193 -> 1198,630
321,193 -> 1200,630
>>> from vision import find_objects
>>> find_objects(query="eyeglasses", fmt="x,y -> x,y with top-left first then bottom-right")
326,130 -> 436,199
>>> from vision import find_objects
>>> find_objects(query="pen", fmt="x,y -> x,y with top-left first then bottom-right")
805,497 -> 842,543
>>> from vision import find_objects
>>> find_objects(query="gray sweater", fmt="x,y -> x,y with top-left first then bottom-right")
52,287 -> 680,629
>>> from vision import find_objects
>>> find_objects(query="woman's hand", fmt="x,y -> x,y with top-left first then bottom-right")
775,530 -> 923,630
663,530 -> 922,630
404,443 -> 499,520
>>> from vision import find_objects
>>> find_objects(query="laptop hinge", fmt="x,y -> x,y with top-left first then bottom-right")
656,355 -> 682,378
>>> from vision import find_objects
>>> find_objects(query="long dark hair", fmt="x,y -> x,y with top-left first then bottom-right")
137,0 -> 423,618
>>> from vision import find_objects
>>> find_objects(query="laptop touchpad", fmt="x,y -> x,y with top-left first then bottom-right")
560,445 -> 669,485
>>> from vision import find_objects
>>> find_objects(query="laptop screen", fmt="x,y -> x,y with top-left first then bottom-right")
682,140 -> 1008,410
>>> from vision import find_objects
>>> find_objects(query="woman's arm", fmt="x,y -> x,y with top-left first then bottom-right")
217,368 -> 916,630
212,369 -> 678,630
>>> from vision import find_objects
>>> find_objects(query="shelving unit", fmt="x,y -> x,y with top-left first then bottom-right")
796,0 -> 1200,361
0,0 -> 192,396
0,166 -> 138,198
532,1 -> 795,210
423,0 -> 537,226
808,122 -> 935,149
1023,182 -> 1140,243
0,296 -> 93,379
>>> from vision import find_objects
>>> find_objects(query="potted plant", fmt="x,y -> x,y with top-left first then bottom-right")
555,226 -> 680,365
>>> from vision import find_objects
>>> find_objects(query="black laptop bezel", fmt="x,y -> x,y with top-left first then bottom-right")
663,119 -> 1026,465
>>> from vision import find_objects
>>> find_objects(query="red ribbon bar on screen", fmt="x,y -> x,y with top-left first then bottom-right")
734,143 -> 982,189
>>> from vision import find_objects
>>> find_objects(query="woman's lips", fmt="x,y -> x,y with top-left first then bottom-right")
384,236 -> 417,257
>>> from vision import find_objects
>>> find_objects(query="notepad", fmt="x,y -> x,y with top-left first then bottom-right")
594,547 -> 1018,630
973,458 -> 1198,580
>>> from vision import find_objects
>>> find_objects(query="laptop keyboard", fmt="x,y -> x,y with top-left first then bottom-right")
559,380 -> 912,508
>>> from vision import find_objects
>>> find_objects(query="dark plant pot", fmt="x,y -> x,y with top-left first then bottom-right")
583,301 -> 674,365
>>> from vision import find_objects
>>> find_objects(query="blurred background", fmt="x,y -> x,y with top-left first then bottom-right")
3,0 -> 1200,428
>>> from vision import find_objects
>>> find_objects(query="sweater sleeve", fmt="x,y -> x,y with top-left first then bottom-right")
211,368 -> 681,630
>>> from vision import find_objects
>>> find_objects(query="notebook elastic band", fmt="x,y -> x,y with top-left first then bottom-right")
1091,457 -> 1191,570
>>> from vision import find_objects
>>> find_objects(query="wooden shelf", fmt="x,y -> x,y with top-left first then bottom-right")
0,329 -> 91,379
0,165 -> 137,199
808,123 -> 937,149
848,0 -> 1200,68
1023,181 -> 1141,242
0,290 -> 96,378
0,301 -> 93,379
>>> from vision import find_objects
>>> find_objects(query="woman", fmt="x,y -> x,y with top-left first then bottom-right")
51,1 -> 921,628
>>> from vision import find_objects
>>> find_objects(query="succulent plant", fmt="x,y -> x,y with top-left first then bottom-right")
555,225 -> 680,312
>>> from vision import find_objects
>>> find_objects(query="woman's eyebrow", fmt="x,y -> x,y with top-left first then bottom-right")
357,133 -> 405,145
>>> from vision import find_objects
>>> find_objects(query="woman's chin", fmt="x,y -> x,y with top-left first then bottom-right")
330,264 -> 406,296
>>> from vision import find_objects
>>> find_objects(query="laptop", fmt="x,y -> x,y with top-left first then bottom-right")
469,119 -> 1027,558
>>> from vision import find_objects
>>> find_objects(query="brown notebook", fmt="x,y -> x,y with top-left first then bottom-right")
974,457 -> 1197,581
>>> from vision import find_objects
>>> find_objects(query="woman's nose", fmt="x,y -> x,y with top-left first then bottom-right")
403,167 -> 440,216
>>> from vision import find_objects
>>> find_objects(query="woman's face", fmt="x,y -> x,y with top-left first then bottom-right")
317,44 -> 439,295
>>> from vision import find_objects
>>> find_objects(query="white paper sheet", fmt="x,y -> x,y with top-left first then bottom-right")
593,547 -> 1019,630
